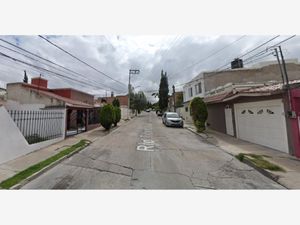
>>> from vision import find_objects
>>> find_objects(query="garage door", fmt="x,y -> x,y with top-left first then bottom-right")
234,99 -> 289,153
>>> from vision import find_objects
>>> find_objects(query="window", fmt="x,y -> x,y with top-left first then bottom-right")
185,107 -> 188,112
189,87 -> 193,97
195,82 -> 202,94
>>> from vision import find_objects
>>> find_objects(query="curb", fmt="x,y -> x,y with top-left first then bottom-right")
184,125 -> 287,188
9,120 -> 131,190
10,141 -> 91,190
241,157 -> 280,182
184,126 -> 208,139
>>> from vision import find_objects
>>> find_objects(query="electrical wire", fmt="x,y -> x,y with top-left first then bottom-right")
0,42 -> 123,93
215,35 -> 296,72
215,35 -> 281,71
169,35 -> 247,78
38,35 -> 127,88
170,35 -> 296,88
0,51 -> 119,92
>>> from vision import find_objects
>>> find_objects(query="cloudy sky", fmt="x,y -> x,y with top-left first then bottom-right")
0,35 -> 300,102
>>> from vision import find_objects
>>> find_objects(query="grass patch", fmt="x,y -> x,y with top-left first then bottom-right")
235,153 -> 285,172
0,139 -> 90,189
25,134 -> 48,144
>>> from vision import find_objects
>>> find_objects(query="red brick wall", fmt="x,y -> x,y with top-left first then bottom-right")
31,77 -> 48,88
52,89 -> 94,105
52,89 -> 72,98
70,90 -> 94,105
99,95 -> 128,106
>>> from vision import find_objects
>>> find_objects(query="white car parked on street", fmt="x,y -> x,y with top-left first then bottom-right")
162,112 -> 184,128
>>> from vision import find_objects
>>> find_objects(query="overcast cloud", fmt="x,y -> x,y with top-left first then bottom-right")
0,35 -> 300,102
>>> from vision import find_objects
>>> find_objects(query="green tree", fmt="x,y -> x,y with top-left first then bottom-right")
189,97 -> 208,133
112,98 -> 120,107
152,101 -> 159,111
113,106 -> 121,126
146,101 -> 152,109
99,104 -> 114,130
158,70 -> 169,111
132,91 -> 147,115
23,70 -> 28,83
175,92 -> 183,107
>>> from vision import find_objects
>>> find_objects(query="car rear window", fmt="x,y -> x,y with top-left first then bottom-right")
167,114 -> 179,118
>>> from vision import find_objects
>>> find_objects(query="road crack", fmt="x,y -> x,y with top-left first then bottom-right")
64,162 -> 132,177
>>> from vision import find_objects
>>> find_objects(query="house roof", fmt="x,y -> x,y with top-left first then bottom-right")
204,80 -> 300,103
239,79 -> 300,94
223,80 -> 300,102
51,88 -> 94,97
95,95 -> 128,106
25,86 -> 94,109
204,91 -> 233,104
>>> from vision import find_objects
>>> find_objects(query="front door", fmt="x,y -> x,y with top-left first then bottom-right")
225,106 -> 234,136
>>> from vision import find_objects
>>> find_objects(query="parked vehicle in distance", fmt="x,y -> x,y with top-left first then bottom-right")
145,108 -> 151,112
162,112 -> 184,128
156,110 -> 163,116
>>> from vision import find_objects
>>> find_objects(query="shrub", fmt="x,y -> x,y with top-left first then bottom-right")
190,97 -> 208,132
99,104 -> 114,130
112,98 -> 120,107
113,106 -> 121,126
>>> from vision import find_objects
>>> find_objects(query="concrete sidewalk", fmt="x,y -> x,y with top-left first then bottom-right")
184,122 -> 300,189
0,120 -> 128,183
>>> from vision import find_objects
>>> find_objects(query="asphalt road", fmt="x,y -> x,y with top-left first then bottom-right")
22,112 -> 284,189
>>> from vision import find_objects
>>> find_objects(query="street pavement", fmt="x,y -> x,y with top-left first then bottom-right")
22,112 -> 284,189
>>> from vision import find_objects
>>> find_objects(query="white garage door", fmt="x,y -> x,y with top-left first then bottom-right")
234,99 -> 289,153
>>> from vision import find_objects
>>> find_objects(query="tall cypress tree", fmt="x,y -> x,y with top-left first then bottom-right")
23,70 -> 28,83
158,70 -> 169,111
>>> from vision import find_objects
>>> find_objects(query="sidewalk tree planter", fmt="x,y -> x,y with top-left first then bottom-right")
190,97 -> 208,133
99,104 -> 115,130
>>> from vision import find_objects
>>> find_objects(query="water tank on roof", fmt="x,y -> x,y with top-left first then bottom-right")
231,58 -> 243,69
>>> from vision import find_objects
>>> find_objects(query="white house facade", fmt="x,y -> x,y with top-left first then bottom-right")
178,73 -> 205,122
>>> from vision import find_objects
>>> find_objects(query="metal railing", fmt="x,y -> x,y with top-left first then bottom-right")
8,109 -> 64,144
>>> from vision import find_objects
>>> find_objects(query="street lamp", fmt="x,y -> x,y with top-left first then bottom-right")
128,69 -> 140,119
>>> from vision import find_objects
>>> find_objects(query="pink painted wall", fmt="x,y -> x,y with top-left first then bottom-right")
290,88 -> 300,157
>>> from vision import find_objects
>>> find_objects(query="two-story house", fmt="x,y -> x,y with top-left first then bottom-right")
180,73 -> 205,122
181,59 -> 300,157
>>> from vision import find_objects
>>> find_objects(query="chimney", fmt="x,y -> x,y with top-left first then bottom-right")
31,77 -> 48,88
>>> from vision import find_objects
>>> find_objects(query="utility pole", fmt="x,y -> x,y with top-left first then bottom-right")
172,85 -> 176,112
273,48 -> 285,84
278,46 -> 290,90
128,69 -> 140,119
278,45 -> 294,116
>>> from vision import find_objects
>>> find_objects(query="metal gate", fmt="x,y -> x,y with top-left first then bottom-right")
66,108 -> 87,136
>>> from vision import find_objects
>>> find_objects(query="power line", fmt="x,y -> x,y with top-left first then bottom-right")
0,38 -> 124,92
238,35 -> 280,58
170,35 -> 296,88
237,35 -> 297,67
243,52 -> 274,66
0,51 -> 117,92
169,35 -> 247,78
215,35 -> 281,71
38,35 -> 127,88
